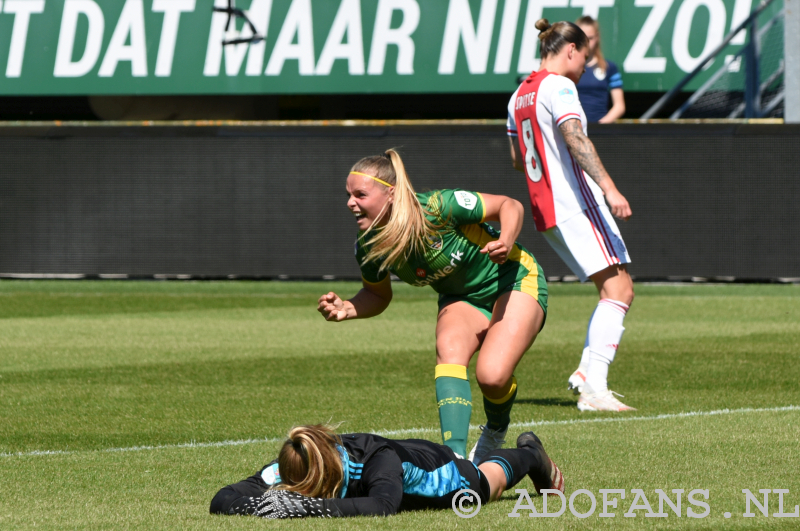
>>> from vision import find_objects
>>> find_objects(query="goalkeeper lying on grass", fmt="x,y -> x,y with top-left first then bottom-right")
210,423 -> 564,519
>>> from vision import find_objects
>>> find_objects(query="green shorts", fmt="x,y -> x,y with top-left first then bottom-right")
437,261 -> 548,328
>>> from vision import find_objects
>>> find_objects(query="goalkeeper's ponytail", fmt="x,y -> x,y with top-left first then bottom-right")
277,424 -> 344,498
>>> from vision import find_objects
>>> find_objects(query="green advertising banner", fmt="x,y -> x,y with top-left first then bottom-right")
0,0 -> 782,95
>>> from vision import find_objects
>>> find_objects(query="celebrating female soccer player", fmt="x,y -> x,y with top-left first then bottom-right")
317,149 -> 548,464
507,19 -> 635,411
210,424 -> 564,518
574,16 -> 626,123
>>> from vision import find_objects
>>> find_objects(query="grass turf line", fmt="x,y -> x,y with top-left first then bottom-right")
0,280 -> 798,529
3,405 -> 797,459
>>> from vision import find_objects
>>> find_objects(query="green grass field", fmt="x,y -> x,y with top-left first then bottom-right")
1,280 -> 799,530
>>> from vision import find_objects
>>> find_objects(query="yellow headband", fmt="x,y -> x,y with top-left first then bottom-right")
350,171 -> 393,188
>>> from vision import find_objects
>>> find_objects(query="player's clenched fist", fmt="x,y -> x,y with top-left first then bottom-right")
480,240 -> 510,265
317,292 -> 348,322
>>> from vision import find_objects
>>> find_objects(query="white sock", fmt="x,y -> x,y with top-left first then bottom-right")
573,348 -> 591,382
576,305 -> 600,371
584,299 -> 628,394
586,351 -> 609,393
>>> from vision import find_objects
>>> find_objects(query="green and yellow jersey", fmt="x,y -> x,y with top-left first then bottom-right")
355,189 -> 548,319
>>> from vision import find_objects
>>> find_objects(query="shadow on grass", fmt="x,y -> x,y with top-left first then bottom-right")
515,397 -> 576,408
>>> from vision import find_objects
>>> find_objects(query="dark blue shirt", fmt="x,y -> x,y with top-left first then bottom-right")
576,60 -> 623,123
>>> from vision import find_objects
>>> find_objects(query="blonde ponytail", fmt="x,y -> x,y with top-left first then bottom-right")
354,149 -> 440,272
277,424 -> 344,498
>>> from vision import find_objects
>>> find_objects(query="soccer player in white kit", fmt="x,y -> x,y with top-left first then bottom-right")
506,18 -> 635,412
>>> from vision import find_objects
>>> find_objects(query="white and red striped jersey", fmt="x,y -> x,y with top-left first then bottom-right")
507,70 -> 605,231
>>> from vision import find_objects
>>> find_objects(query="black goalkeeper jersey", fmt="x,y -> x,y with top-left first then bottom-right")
211,433 -> 489,517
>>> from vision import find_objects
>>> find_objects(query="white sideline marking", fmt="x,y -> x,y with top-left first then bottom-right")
377,404 -> 800,436
2,405 -> 798,459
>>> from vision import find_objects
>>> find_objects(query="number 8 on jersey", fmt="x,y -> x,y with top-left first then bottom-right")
507,71 -> 601,232
521,118 -> 543,183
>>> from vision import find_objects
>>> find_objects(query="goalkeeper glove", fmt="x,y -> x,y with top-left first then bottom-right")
255,490 -> 337,519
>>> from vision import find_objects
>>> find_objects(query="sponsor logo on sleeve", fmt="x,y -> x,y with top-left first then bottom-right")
261,463 -> 281,486
559,88 -> 575,104
454,191 -> 478,210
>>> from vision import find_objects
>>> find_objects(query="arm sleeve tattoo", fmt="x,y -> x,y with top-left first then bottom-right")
558,119 -> 609,186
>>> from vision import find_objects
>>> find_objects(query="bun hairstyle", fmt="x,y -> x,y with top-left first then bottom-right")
277,424 -> 344,498
535,17 -> 553,35
351,149 -> 441,272
535,18 -> 589,60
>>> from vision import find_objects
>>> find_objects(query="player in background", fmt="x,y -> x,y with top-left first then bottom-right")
210,423 -> 564,518
575,16 -> 626,123
317,149 -> 548,464
507,19 -> 635,412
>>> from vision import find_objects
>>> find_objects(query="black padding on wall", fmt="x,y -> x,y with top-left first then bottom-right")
0,124 -> 797,279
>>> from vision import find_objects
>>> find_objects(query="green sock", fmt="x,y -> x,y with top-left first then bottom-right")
435,364 -> 472,458
483,376 -> 517,432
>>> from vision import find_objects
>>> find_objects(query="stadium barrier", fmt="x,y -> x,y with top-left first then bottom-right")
0,121 -> 798,281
